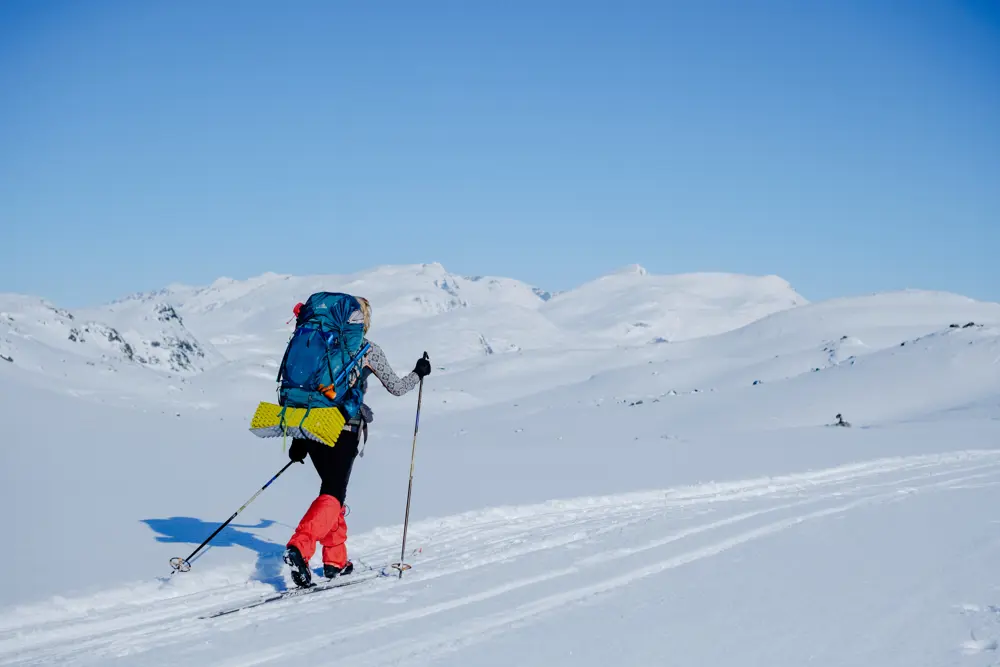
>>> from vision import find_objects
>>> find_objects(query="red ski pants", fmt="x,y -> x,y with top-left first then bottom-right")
286,494 -> 348,567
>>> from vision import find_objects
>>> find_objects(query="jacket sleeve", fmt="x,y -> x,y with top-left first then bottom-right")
364,342 -> 420,396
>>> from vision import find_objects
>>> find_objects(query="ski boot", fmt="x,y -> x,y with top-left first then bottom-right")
283,546 -> 312,588
323,560 -> 354,579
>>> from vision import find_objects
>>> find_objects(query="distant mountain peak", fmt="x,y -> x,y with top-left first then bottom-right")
615,264 -> 649,276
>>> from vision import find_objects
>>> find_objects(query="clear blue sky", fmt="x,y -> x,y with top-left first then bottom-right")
1,0 -> 997,307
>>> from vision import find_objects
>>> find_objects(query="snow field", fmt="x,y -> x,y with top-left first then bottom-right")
2,264 -> 999,666
3,449 -> 1000,665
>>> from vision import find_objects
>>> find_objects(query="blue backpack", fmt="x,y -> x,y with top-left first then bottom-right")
276,292 -> 369,420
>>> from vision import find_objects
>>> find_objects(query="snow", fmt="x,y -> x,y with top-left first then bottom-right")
1,263 -> 999,666
541,266 -> 806,343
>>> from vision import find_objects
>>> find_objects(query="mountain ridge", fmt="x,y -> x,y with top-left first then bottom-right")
4,264 -> 997,419
1,263 -> 809,377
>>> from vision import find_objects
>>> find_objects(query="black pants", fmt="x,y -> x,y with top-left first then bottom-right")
296,429 -> 361,505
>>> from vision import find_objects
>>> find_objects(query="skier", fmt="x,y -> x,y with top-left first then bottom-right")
282,296 -> 431,587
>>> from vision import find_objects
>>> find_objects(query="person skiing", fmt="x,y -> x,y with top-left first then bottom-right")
282,296 -> 431,587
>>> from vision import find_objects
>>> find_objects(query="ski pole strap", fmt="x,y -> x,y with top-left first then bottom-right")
277,406 -> 288,451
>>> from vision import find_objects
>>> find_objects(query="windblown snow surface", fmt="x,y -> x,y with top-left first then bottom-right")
2,263 -> 1000,666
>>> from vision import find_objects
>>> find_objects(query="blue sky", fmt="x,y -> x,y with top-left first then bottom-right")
1,0 -> 997,306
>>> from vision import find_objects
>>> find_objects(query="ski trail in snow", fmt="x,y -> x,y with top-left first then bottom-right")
581,457 -> 1000,566
218,461 -> 1000,667
315,466 -> 1000,667
2,451 -> 964,648
217,457 -> 995,664
3,450 -> 1000,666
4,453 -> 998,666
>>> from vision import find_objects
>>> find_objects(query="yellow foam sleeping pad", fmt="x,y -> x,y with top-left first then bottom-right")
249,401 -> 346,448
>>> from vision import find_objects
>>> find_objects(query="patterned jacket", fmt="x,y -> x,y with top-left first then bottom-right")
361,341 -> 420,396
348,341 -> 420,428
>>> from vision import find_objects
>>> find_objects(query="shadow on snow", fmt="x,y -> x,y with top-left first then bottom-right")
141,516 -> 296,591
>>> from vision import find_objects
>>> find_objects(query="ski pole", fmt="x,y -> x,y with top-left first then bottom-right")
169,459 -> 297,574
393,351 -> 427,578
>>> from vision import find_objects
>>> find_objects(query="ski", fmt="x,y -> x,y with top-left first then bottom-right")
203,569 -> 388,619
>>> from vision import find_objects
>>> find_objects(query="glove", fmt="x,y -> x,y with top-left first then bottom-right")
288,439 -> 308,464
413,354 -> 431,378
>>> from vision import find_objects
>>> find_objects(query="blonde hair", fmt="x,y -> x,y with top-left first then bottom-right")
357,296 -> 371,333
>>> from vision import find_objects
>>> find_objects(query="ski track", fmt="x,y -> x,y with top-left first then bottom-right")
223,460 -> 1000,667
3,450 -> 1000,666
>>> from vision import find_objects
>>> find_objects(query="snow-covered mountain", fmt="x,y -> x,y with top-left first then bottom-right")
2,264 -> 999,667
110,263 -> 549,336
0,262 -> 809,406
0,294 -> 221,377
540,264 -> 806,343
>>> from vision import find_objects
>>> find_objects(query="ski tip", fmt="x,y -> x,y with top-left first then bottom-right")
201,569 -> 386,619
